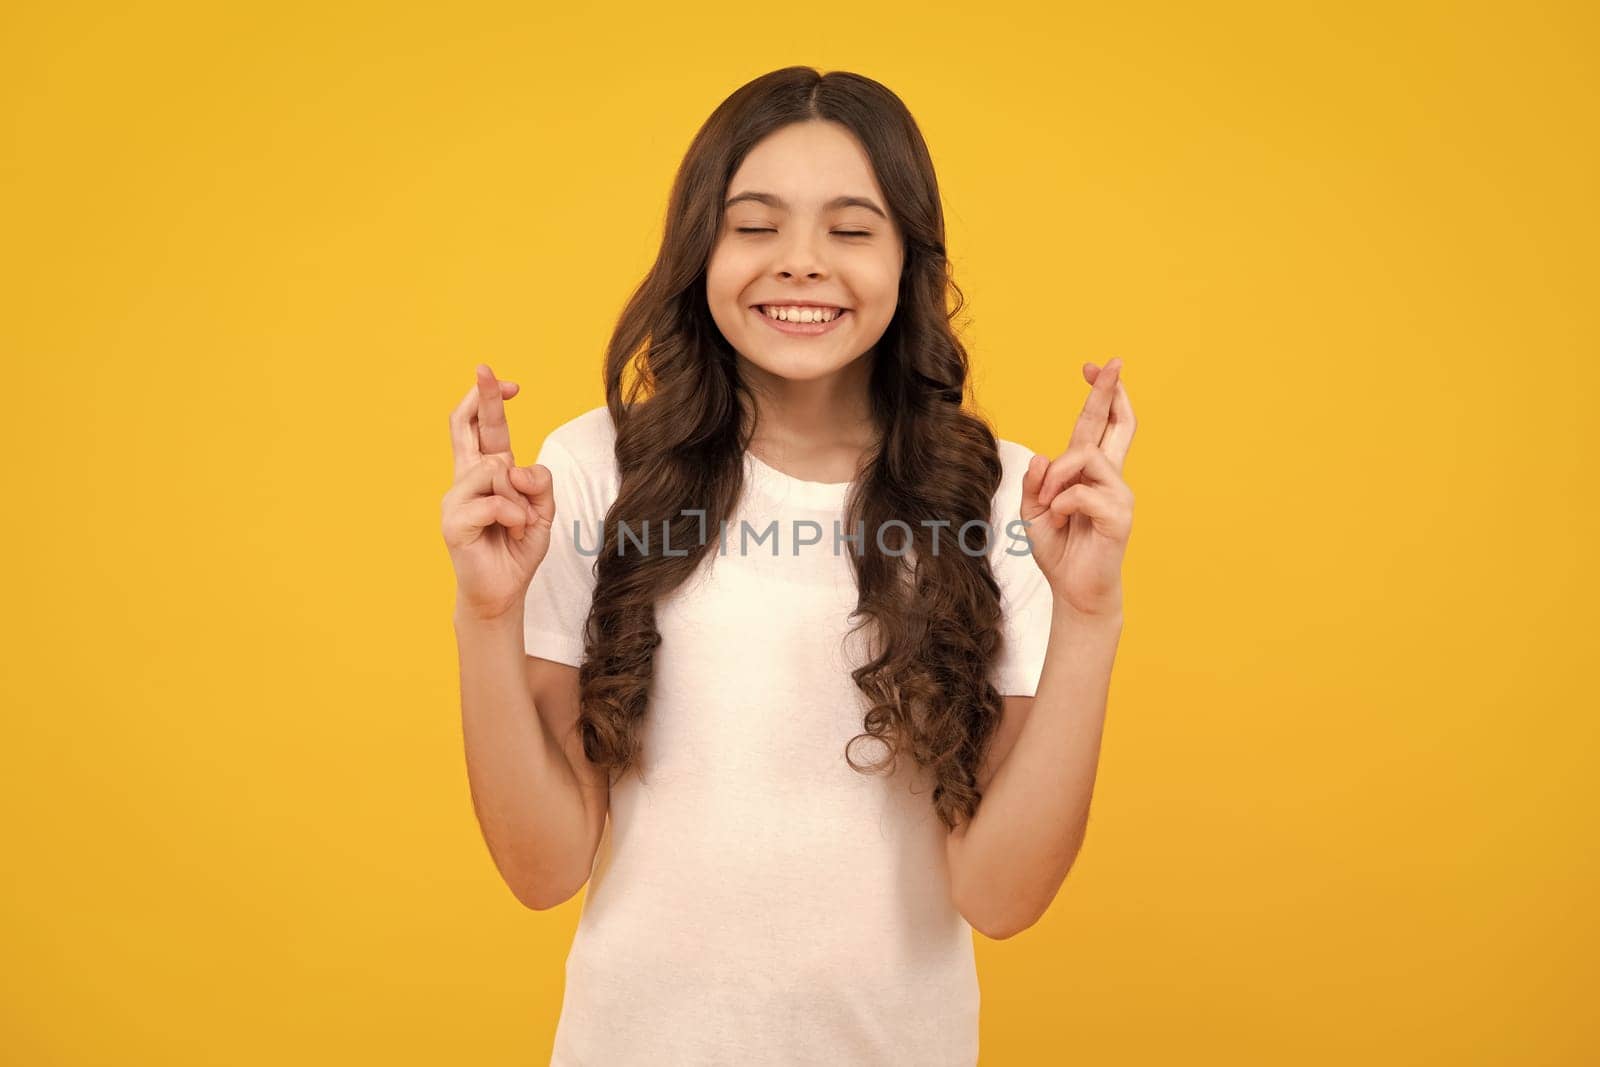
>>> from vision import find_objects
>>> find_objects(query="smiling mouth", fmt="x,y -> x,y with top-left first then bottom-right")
751,305 -> 851,336
754,304 -> 848,323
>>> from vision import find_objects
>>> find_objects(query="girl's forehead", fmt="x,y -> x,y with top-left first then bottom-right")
732,123 -> 879,183
724,170 -> 886,214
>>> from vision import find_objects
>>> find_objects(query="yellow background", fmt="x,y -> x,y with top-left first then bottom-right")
4,1 -> 1595,1063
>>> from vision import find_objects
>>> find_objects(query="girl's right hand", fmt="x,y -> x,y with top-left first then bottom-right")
441,364 -> 557,622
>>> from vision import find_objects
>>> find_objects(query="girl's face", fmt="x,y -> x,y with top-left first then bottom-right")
706,120 -> 905,384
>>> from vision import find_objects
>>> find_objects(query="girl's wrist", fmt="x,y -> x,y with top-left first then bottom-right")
1050,591 -> 1124,629
453,595 -> 526,634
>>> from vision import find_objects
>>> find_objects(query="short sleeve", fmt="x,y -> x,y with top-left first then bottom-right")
522,432 -> 602,668
988,445 -> 1056,697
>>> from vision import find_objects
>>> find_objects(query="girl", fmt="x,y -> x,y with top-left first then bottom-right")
443,66 -> 1136,1066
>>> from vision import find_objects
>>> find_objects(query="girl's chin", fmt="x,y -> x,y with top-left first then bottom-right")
742,342 -> 864,375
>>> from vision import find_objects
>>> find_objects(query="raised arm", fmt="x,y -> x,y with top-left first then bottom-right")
443,365 -> 608,909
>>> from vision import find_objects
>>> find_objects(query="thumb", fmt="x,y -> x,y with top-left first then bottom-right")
513,464 -> 556,527
1020,454 -> 1049,518
509,463 -> 546,495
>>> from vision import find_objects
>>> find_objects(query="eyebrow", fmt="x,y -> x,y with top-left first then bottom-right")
723,190 -> 888,220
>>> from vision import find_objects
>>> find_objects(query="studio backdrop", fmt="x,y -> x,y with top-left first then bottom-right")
4,2 -> 1594,1064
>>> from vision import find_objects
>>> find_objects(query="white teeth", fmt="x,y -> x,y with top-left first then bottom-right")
762,305 -> 842,323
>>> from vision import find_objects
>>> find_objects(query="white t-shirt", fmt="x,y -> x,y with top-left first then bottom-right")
522,404 -> 1054,1066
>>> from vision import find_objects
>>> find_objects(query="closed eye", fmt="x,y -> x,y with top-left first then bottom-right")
735,227 -> 873,238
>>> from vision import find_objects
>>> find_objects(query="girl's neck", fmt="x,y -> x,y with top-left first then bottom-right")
739,354 -> 879,484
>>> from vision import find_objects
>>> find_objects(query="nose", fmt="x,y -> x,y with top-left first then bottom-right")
773,227 -> 828,280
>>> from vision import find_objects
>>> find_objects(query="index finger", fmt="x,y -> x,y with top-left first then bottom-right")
450,375 -> 519,476
1100,379 -> 1137,470
475,364 -> 513,456
1068,357 -> 1122,451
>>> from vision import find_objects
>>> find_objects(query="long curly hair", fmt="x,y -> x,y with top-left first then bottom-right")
575,66 -> 1012,831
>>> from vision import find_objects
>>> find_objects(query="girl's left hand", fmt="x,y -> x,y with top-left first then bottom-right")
1019,357 -> 1138,618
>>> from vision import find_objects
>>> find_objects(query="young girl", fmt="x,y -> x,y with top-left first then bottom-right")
443,66 -> 1136,1066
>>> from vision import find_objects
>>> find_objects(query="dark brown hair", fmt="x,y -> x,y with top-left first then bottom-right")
576,66 -> 1011,831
